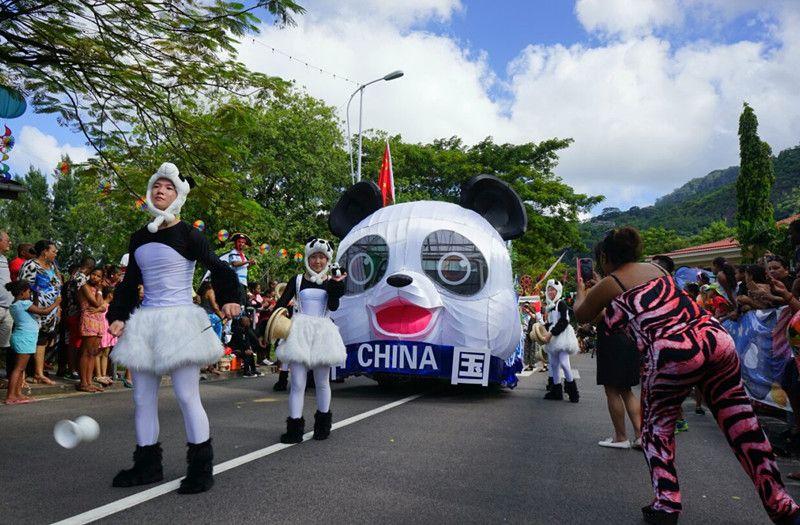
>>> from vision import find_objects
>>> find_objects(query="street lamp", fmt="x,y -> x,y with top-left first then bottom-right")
346,70 -> 404,183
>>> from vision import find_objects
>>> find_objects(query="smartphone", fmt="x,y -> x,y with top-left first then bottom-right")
578,258 -> 594,282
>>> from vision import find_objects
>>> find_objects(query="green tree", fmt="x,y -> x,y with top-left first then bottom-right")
0,167 -> 54,243
688,219 -> 737,246
640,226 -> 688,256
72,89 -> 349,282
736,102 -> 775,260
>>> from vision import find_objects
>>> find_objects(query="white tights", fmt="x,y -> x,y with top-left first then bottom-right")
288,363 -> 331,419
132,365 -> 209,446
547,350 -> 574,384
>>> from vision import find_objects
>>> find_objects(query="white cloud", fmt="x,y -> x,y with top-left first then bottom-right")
304,0 -> 463,27
7,126 -> 91,178
236,0 -> 800,211
575,0 -> 683,37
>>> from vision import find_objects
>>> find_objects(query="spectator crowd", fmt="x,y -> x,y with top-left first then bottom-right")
0,229 -> 288,404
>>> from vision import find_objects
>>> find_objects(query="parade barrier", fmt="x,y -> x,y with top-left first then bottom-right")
722,307 -> 795,411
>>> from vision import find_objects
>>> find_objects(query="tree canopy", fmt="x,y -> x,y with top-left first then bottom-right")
1,0 -> 304,198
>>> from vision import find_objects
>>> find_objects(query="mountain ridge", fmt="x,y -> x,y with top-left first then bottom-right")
583,144 -> 800,240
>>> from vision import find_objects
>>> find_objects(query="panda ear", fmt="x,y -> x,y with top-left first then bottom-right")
459,175 -> 527,240
329,181 -> 382,238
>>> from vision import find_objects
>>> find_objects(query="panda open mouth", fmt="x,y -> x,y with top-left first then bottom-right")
372,298 -> 436,337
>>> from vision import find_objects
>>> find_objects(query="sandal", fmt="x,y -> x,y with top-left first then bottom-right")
76,384 -> 102,393
598,437 -> 631,449
4,398 -> 35,405
787,472 -> 800,481
94,377 -> 113,387
33,376 -> 56,386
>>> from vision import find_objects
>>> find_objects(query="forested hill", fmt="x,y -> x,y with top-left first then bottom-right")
583,144 -> 800,239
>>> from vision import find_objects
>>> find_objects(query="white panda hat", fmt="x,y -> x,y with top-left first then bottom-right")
144,162 -> 194,233
304,237 -> 335,285
545,279 -> 563,310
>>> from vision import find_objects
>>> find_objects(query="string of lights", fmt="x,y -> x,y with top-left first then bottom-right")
250,38 -> 361,86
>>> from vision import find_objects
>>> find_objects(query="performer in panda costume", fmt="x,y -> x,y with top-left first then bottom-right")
274,238 -> 347,443
542,279 -> 580,402
107,162 -> 240,494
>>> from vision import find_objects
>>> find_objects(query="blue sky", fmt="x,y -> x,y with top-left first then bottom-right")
7,0 -> 800,214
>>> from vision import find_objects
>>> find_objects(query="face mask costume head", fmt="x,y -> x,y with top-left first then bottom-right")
327,175 -> 527,385
545,279 -> 563,310
144,162 -> 194,233
304,238 -> 335,285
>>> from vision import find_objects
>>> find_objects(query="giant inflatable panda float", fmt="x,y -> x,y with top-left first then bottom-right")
327,175 -> 526,387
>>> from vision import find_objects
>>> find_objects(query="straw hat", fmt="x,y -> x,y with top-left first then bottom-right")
266,307 -> 292,343
529,322 -> 550,344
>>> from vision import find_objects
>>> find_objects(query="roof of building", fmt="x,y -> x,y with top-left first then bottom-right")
662,237 -> 740,257
658,213 -> 800,258
777,213 -> 800,226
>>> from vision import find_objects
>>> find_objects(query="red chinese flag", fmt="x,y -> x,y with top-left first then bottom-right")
377,141 -> 394,206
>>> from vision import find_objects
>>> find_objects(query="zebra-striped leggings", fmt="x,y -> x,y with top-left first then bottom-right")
640,334 -> 798,522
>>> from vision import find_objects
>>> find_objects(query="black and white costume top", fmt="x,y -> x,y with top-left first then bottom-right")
275,275 -> 345,318
108,221 -> 239,323
545,300 -> 570,337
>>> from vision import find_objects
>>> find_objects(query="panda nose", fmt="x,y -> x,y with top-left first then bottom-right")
387,274 -> 413,288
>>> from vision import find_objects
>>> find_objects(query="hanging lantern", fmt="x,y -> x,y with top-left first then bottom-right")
0,86 -> 27,119
294,252 -> 303,262
217,229 -> 229,242
192,220 -> 205,232
279,248 -> 288,259
135,197 -> 148,211
259,243 -> 270,254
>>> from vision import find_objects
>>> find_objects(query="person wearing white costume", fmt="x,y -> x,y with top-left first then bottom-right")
107,162 -> 240,494
274,237 -> 347,443
542,279 -> 580,402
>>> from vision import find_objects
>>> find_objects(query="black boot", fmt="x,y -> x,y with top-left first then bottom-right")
564,380 -> 580,403
641,505 -> 679,525
543,383 -> 563,400
313,410 -> 332,440
112,443 -> 164,487
546,377 -> 554,392
280,417 -> 305,444
177,439 -> 214,494
273,370 -> 288,391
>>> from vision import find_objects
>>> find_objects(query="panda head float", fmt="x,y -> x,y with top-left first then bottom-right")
328,175 -> 526,360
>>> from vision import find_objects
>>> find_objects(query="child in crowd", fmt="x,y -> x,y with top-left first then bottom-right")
703,283 -> 733,319
4,281 -> 61,404
229,316 -> 262,377
78,268 -> 106,392
95,287 -> 117,386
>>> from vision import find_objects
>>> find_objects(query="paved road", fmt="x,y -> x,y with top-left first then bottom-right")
2,354 -> 799,524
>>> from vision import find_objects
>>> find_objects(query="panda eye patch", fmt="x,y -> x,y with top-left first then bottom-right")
421,230 -> 487,296
338,235 -> 389,294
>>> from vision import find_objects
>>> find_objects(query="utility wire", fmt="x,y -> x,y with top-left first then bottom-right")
250,38 -> 361,86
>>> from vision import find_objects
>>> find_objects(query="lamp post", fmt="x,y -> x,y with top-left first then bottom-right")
346,70 -> 404,183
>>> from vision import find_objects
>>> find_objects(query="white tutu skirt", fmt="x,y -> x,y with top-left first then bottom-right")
276,313 -> 346,368
546,324 -> 579,355
111,305 -> 223,375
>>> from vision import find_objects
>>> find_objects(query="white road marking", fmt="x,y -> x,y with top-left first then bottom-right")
518,369 -> 580,379
50,393 -> 422,525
